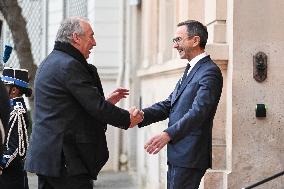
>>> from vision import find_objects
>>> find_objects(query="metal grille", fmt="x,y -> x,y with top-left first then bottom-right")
1,0 -> 42,68
65,0 -> 87,18
1,0 -> 88,70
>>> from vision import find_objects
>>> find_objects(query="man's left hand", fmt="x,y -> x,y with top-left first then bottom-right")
106,87 -> 129,104
144,132 -> 171,154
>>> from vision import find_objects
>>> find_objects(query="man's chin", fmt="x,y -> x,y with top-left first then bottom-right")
85,53 -> 90,59
179,53 -> 190,60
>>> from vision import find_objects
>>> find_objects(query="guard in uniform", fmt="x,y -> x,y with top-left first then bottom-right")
0,68 -> 32,189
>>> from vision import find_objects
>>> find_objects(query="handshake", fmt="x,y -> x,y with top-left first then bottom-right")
105,87 -> 144,128
106,88 -> 169,155
128,107 -> 144,128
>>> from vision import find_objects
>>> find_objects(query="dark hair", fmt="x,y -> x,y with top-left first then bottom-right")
177,20 -> 208,49
21,87 -> 32,97
8,85 -> 32,97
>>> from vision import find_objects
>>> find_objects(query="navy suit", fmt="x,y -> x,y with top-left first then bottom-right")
25,42 -> 131,186
139,56 -> 223,188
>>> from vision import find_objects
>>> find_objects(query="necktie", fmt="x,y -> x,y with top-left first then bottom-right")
177,64 -> 191,91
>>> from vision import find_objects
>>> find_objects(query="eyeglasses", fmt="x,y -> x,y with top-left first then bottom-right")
172,36 -> 193,44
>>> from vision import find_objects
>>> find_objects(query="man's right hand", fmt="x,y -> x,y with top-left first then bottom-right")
128,107 -> 144,128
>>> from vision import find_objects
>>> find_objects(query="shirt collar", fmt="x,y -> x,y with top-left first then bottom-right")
189,52 -> 208,68
9,97 -> 26,108
187,52 -> 208,75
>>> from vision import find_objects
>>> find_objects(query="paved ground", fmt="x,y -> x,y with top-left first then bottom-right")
28,171 -> 138,189
94,171 -> 137,189
28,173 -> 38,189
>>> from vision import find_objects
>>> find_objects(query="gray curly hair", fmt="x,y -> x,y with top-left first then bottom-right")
55,17 -> 89,43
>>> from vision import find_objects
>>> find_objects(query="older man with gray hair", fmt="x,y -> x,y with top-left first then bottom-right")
25,17 -> 143,189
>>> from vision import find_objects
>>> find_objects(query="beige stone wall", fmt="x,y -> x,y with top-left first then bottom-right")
227,0 -> 284,188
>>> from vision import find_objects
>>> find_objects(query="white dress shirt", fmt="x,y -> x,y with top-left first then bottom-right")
187,52 -> 208,76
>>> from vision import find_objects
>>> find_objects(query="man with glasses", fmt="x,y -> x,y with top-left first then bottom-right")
137,20 -> 223,189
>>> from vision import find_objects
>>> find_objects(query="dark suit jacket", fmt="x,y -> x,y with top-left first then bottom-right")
25,42 -> 130,179
139,56 -> 223,169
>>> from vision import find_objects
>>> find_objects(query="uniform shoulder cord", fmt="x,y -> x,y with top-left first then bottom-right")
6,102 -> 29,157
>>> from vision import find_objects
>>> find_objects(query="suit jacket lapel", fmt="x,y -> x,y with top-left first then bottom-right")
171,56 -> 210,105
172,79 -> 181,102
86,64 -> 105,98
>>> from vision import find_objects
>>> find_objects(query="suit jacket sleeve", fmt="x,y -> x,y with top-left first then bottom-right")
138,93 -> 173,127
164,66 -> 223,143
64,61 -> 130,129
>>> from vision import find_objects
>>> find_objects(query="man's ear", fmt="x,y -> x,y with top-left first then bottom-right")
72,32 -> 80,44
192,36 -> 201,48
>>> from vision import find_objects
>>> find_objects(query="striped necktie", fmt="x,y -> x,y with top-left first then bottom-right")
177,64 -> 191,91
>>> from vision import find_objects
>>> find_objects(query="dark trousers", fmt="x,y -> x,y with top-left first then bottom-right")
167,164 -> 206,189
0,159 -> 29,189
38,172 -> 93,189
